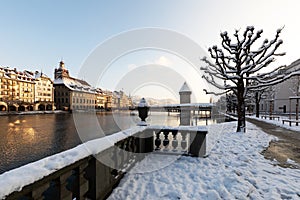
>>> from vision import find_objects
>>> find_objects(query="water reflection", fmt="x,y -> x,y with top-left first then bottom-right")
0,111 -> 219,174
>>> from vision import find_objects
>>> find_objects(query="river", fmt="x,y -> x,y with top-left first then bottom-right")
0,111 -> 219,174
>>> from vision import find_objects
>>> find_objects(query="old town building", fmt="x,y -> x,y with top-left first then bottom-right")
53,61 -> 96,111
0,67 -> 55,112
103,90 -> 113,110
23,70 -> 55,111
112,90 -> 133,110
0,67 -> 35,111
95,88 -> 105,110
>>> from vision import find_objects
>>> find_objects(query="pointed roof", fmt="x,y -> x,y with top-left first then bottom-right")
179,82 -> 191,93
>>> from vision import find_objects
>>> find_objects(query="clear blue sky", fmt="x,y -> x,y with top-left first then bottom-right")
1,0 -> 299,101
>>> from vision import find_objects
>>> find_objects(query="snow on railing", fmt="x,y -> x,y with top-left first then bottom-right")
1,125 -> 207,199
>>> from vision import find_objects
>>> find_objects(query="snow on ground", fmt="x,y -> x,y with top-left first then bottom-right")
108,122 -> 300,200
247,115 -> 300,132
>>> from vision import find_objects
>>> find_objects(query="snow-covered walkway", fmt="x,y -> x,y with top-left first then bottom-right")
247,115 -> 300,132
108,122 -> 300,199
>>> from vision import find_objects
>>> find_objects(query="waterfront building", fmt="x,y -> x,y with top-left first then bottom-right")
103,90 -> 113,110
24,70 -> 54,110
112,90 -> 133,109
95,88 -> 105,110
0,67 -> 35,111
53,61 -> 96,111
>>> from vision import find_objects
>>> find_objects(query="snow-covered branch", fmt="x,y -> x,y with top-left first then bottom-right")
203,89 -> 232,96
247,71 -> 300,90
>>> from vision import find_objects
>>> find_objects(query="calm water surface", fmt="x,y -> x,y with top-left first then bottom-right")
0,111 -> 219,174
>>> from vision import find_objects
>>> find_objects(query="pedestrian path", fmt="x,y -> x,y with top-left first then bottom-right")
247,118 -> 300,168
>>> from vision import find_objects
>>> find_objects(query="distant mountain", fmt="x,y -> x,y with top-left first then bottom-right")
131,96 -> 178,106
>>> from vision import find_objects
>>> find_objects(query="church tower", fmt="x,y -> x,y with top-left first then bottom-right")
54,60 -> 70,79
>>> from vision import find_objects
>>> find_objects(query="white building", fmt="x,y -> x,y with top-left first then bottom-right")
260,59 -> 300,114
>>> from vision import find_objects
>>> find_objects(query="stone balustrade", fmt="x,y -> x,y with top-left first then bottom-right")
3,126 -> 207,200
149,126 -> 207,156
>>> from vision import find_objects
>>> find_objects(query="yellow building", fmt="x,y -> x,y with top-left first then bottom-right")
0,67 -> 35,111
24,71 -> 54,110
103,90 -> 112,111
95,88 -> 105,110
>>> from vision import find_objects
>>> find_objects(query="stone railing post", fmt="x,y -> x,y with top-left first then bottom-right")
189,128 -> 207,157
136,129 -> 153,154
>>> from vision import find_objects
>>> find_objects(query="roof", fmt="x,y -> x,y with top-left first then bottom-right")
0,67 -> 36,83
179,82 -> 191,93
54,77 -> 95,94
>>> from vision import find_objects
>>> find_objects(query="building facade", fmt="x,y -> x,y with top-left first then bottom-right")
0,67 -> 35,111
103,90 -> 112,110
54,61 -> 96,111
0,67 -> 55,112
260,59 -> 300,114
112,90 -> 133,110
24,70 -> 55,111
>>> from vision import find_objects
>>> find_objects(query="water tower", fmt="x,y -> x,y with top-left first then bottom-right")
179,82 -> 191,125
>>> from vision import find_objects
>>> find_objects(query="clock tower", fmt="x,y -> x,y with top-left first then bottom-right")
54,60 -> 70,79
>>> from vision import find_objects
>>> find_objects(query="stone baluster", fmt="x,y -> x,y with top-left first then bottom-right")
118,141 -> 125,171
32,183 -> 49,199
171,130 -> 178,151
122,140 -> 129,169
163,131 -> 170,150
78,162 -> 89,198
59,171 -> 73,200
132,136 -> 138,153
126,137 -> 133,163
127,137 -> 134,152
111,147 -> 119,178
155,131 -> 161,150
181,131 -> 188,151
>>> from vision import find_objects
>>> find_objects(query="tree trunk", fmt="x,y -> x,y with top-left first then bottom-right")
237,98 -> 246,132
255,92 -> 260,118
236,81 -> 246,132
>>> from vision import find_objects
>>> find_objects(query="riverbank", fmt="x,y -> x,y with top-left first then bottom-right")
0,109 -> 114,116
0,110 -> 69,116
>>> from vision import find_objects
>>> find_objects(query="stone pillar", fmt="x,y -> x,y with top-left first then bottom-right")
179,82 -> 192,125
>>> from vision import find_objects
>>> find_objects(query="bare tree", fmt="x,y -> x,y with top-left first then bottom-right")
201,26 -> 300,132
246,81 -> 275,118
